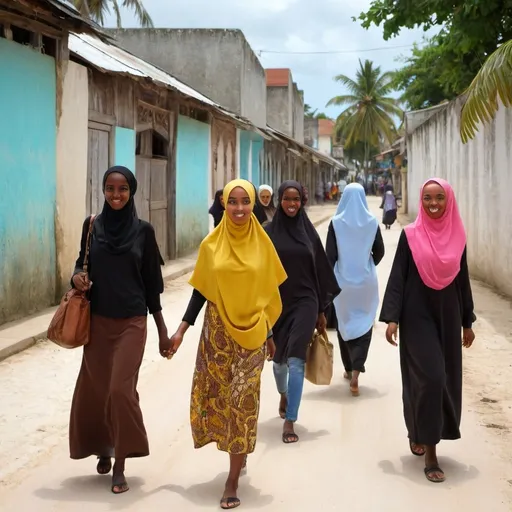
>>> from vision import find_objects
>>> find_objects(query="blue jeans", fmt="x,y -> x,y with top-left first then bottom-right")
273,357 -> 305,422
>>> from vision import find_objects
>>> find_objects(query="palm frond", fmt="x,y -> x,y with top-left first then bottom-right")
460,39 -> 512,143
333,74 -> 360,95
325,95 -> 360,107
111,0 -> 122,28
122,0 -> 154,27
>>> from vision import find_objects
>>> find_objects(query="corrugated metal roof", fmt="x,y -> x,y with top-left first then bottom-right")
69,33 -> 252,126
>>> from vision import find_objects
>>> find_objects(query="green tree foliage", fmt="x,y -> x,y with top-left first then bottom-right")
73,0 -> 153,27
357,0 -> 512,109
327,59 -> 402,148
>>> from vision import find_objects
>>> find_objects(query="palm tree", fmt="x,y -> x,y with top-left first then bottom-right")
460,40 -> 512,143
327,59 -> 402,175
73,0 -> 153,28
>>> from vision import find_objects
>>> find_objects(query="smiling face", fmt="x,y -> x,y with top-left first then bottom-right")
281,187 -> 301,218
259,190 -> 272,207
104,172 -> 130,210
225,186 -> 253,225
422,181 -> 447,220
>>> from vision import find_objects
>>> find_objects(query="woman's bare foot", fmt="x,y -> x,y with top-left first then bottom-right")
111,459 -> 129,494
424,445 -> 445,483
282,420 -> 299,443
343,371 -> 352,381
278,392 -> 287,419
221,479 -> 240,509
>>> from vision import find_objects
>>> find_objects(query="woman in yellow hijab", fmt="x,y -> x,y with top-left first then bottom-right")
168,179 -> 287,510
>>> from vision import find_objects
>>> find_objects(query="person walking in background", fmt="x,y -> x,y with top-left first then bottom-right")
380,184 -> 398,229
380,178 -> 476,484
209,189 -> 225,228
252,183 -> 269,225
326,184 -> 384,396
258,184 -> 277,225
265,181 -> 340,443
69,166 -> 171,495
168,179 -> 286,509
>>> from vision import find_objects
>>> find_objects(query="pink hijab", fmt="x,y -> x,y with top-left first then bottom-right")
405,178 -> 466,290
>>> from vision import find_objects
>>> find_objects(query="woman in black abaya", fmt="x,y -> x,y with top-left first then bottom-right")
380,178 -> 475,484
265,181 -> 340,443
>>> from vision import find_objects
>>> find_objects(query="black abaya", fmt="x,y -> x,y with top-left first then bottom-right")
379,230 -> 475,445
265,181 -> 340,364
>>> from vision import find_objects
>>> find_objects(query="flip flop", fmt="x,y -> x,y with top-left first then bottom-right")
409,440 -> 426,457
96,456 -> 112,475
350,385 -> 360,397
424,465 -> 445,483
220,497 -> 241,509
282,432 -> 299,444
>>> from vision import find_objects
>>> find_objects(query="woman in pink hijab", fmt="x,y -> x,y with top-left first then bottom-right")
380,178 -> 476,484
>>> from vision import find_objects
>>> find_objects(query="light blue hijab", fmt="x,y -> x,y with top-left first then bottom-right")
332,183 -> 379,341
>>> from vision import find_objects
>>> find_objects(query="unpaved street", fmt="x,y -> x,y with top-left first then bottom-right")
0,198 -> 511,511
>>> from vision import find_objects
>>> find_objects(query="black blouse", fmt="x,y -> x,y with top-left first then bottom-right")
325,221 -> 385,268
73,217 -> 164,318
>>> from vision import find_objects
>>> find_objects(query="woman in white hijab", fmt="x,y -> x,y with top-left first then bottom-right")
326,183 -> 385,396
258,184 -> 277,225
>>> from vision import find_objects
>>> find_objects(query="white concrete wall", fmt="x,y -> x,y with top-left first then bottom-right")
56,61 -> 89,295
407,96 -> 512,296
318,135 -> 332,155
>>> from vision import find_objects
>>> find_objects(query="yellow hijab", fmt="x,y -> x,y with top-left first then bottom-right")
189,179 -> 287,350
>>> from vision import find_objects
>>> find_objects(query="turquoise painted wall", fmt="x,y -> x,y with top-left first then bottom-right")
239,131 -> 263,188
114,127 -> 136,172
176,115 -> 210,256
0,40 -> 57,323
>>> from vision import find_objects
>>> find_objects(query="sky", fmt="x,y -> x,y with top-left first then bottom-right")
104,0 -> 432,119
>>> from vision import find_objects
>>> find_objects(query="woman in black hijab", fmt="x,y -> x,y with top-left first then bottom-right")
69,166 -> 172,495
265,180 -> 340,443
209,189 -> 225,227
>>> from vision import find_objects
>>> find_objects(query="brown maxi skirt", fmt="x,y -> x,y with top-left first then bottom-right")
190,302 -> 266,455
69,314 -> 149,460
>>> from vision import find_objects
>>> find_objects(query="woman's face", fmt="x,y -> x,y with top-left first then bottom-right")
422,182 -> 447,220
281,187 -> 301,218
225,187 -> 253,225
259,190 -> 272,207
104,172 -> 130,210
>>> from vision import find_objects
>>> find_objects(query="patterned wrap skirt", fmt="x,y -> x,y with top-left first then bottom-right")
190,302 -> 266,454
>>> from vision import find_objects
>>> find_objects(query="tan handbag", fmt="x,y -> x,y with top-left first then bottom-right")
48,216 -> 95,349
305,330 -> 334,385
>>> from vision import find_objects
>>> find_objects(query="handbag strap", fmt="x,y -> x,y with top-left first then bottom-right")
82,215 -> 96,274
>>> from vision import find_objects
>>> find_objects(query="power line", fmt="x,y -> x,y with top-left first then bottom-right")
258,44 -> 415,56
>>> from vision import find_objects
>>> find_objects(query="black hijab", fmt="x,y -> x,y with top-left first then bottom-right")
209,189 -> 225,227
265,180 -> 340,311
95,166 -> 141,255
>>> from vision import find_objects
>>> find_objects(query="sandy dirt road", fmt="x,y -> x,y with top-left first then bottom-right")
0,198 -> 510,511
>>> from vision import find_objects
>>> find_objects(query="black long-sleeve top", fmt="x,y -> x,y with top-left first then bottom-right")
73,217 -> 164,318
325,221 -> 385,269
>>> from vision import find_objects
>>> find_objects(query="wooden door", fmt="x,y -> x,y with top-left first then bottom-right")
87,125 -> 110,215
135,156 -> 151,221
211,118 -> 236,195
149,158 -> 168,259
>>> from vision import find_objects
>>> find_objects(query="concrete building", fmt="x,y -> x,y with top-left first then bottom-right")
105,28 -> 267,129
266,68 -> 305,143
304,117 -> 319,149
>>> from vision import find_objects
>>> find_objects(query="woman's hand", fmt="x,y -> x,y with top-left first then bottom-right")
316,312 -> 327,334
159,334 -> 173,359
462,328 -> 475,348
72,272 -> 91,292
386,322 -> 398,346
266,337 -> 276,361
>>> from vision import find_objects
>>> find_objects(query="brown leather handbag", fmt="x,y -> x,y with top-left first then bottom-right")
48,216 -> 95,349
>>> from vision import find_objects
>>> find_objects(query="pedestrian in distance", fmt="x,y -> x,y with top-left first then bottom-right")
69,166 -> 172,494
380,184 -> 398,229
326,183 -> 384,396
380,178 -> 476,483
168,179 -> 287,509
258,184 -> 277,225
